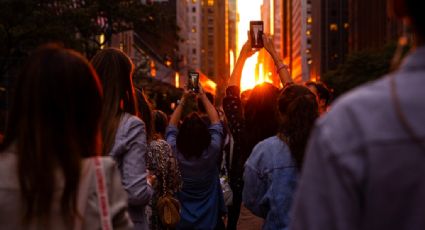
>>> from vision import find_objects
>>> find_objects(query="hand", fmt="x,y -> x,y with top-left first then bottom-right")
262,34 -> 278,61
147,170 -> 157,187
198,82 -> 205,95
241,32 -> 257,59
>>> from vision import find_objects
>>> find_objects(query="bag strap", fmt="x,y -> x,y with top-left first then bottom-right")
93,157 -> 113,230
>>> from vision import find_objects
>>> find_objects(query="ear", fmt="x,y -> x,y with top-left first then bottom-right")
388,0 -> 409,18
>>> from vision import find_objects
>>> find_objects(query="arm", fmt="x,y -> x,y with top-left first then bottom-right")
242,145 -> 268,218
263,34 -> 293,86
199,85 -> 220,124
120,118 -> 153,206
169,92 -> 190,126
228,38 -> 257,88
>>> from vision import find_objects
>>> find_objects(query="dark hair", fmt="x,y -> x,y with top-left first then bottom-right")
136,88 -> 153,142
278,85 -> 319,169
91,48 -> 138,153
0,44 -> 102,224
406,0 -> 425,37
197,92 -> 214,114
176,112 -> 211,159
153,110 -> 168,139
243,83 -> 280,156
305,81 -> 332,106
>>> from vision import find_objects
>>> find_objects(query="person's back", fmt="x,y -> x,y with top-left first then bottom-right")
0,152 -> 130,230
0,44 -> 132,229
166,89 -> 226,229
290,1 -> 425,229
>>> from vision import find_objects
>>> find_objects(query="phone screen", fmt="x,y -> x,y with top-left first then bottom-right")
188,72 -> 200,93
250,21 -> 264,48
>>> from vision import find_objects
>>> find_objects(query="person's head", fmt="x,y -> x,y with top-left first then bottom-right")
136,88 -> 153,142
278,84 -> 319,169
176,112 -> 211,159
152,110 -> 168,139
91,48 -> 138,153
390,0 -> 425,40
305,81 -> 332,114
243,83 -> 280,152
1,44 -> 102,224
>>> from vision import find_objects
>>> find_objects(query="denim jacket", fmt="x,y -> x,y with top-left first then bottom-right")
243,136 -> 298,230
291,46 -> 425,230
109,113 -> 153,229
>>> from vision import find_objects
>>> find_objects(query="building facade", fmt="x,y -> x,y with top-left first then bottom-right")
348,0 -> 402,52
277,0 -> 312,82
310,0 -> 349,80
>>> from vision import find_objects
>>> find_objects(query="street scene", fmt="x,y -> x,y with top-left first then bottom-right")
0,0 -> 424,229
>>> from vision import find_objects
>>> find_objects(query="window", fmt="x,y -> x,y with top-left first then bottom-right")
330,23 -> 338,31
192,7 -> 196,12
307,16 -> 312,24
306,30 -> 311,36
192,49 -> 196,54
344,23 -> 350,29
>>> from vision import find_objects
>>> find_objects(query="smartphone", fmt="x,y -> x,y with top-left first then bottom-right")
250,21 -> 264,48
188,71 -> 200,93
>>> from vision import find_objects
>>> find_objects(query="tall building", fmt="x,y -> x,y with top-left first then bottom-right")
176,0 -> 202,87
201,0 -> 227,82
227,0 -> 237,76
277,0 -> 312,82
348,0 -> 402,52
310,0 -> 349,80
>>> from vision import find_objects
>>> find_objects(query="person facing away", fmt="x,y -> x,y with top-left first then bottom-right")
166,86 -> 226,229
91,48 -> 153,229
242,85 -> 319,230
305,81 -> 333,114
0,44 -> 132,229
290,0 -> 425,229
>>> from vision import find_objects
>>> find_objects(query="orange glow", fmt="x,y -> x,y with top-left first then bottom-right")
237,0 -> 274,92
199,72 -> 217,95
175,72 -> 180,88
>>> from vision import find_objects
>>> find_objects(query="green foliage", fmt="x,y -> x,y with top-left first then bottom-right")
322,43 -> 397,99
0,0 -> 177,78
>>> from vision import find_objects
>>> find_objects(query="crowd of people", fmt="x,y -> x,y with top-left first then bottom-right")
0,0 -> 424,229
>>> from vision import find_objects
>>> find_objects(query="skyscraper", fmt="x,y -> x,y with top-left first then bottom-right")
310,0 -> 349,80
348,0 -> 402,52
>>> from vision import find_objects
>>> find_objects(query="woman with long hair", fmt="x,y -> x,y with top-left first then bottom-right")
242,84 -> 319,229
0,44 -> 132,229
166,86 -> 226,229
91,48 -> 153,229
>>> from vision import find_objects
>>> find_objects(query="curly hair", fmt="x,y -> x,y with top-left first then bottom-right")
278,85 -> 319,169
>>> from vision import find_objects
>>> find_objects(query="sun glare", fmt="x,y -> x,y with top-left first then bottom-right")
237,0 -> 267,92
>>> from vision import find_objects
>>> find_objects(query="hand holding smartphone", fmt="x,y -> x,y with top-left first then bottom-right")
250,21 -> 264,48
188,71 -> 200,93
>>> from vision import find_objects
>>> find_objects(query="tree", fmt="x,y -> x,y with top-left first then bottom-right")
0,0 -> 177,78
322,43 -> 399,99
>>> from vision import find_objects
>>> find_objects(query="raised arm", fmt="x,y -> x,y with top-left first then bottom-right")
263,34 -> 293,86
169,92 -> 190,126
199,85 -> 220,124
228,38 -> 257,88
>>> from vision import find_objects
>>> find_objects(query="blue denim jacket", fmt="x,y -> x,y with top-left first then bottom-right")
291,46 -> 425,230
109,113 -> 153,229
243,136 -> 298,230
